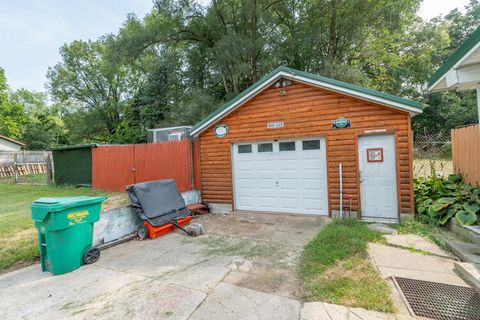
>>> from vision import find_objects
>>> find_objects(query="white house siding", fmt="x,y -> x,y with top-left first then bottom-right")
0,138 -> 23,151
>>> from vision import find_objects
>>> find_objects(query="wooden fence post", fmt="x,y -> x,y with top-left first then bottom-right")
13,153 -> 18,184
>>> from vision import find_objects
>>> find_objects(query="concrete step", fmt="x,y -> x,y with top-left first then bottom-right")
439,229 -> 480,264
454,262 -> 480,292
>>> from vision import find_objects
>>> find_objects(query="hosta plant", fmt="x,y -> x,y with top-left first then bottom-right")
414,174 -> 479,226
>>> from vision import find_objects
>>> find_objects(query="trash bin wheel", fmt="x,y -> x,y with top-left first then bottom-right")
83,248 -> 100,264
137,225 -> 148,240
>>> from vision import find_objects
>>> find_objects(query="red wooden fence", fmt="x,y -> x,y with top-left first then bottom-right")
92,140 -> 200,192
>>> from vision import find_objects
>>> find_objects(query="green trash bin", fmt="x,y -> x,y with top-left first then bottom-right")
31,196 -> 106,275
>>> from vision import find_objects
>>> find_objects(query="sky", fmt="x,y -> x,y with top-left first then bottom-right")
0,0 -> 471,93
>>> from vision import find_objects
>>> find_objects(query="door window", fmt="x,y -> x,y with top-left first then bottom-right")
302,140 -> 320,150
238,144 -> 252,153
279,141 -> 295,151
258,143 -> 273,152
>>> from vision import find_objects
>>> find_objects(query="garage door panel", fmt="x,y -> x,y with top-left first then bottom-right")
257,197 -> 277,209
233,138 -> 328,215
303,199 -> 325,211
280,197 -> 299,209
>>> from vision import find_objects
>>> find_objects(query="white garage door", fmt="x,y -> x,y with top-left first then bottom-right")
232,138 -> 328,215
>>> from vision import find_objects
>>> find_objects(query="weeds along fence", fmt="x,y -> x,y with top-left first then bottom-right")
92,140 -> 201,192
413,131 -> 452,178
451,124 -> 480,186
0,151 -> 53,184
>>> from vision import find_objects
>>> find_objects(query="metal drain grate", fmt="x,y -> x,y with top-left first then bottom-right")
393,277 -> 480,320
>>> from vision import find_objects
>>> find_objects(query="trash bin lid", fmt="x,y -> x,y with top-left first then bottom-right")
32,196 -> 106,213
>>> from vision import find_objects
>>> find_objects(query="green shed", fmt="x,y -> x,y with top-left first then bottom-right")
51,144 -> 96,187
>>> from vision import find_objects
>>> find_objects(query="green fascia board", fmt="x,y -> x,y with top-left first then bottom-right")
191,66 -> 422,135
50,144 -> 98,151
428,26 -> 480,89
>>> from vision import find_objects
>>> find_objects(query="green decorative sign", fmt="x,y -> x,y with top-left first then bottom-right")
332,117 -> 351,129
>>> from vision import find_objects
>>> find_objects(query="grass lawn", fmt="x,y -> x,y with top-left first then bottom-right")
0,182 -> 128,273
299,219 -> 395,313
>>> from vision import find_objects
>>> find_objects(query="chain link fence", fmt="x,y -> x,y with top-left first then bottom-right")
0,151 -> 53,185
413,131 -> 453,178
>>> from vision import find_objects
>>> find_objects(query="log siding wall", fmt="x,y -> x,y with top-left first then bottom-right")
198,81 -> 414,215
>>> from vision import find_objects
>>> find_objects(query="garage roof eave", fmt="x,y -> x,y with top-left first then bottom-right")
191,66 -> 423,137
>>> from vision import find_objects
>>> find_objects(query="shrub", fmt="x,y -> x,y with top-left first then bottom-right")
414,174 -> 479,226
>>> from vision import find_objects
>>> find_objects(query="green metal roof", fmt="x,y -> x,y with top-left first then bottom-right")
428,26 -> 480,89
191,66 -> 422,136
50,144 -> 98,151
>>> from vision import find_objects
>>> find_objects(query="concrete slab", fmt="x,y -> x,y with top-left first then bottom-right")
454,262 -> 480,292
0,264 -> 161,319
323,303 -> 351,319
367,223 -> 398,235
189,282 -> 301,320
350,307 -> 397,320
369,243 -> 467,286
94,233 -> 232,292
300,302 -> 411,320
301,302 -> 333,319
384,234 -> 450,258
199,212 -> 329,247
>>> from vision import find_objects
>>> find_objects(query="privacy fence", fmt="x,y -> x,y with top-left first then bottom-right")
451,124 -> 480,186
91,140 -> 201,192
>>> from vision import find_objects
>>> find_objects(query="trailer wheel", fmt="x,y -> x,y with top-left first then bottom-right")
83,248 -> 100,264
201,202 -> 212,213
137,225 -> 148,240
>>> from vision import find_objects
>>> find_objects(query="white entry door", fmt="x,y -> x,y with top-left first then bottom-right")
358,134 -> 398,221
232,138 -> 328,215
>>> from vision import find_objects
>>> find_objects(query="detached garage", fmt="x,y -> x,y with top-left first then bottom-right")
191,66 -> 423,222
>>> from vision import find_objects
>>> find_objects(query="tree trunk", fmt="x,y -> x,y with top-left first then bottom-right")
251,0 -> 258,82
327,0 -> 337,64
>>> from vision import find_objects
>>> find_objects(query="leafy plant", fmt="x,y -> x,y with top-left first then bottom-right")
414,174 -> 479,226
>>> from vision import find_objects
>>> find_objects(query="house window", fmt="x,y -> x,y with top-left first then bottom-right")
258,143 -> 273,152
279,141 -> 295,151
238,144 -> 252,153
302,140 -> 320,150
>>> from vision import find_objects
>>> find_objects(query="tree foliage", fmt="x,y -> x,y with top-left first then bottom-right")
0,68 -> 26,139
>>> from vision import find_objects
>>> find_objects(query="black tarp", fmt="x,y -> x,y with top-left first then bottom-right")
127,179 -> 189,226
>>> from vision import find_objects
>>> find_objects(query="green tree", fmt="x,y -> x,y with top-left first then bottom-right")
11,89 -> 67,149
47,39 -> 141,142
412,0 -> 480,134
0,68 -> 26,139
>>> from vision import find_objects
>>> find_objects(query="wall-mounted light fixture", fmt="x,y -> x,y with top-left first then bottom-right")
273,78 -> 292,97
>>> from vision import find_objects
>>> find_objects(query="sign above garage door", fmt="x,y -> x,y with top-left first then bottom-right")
232,138 -> 329,215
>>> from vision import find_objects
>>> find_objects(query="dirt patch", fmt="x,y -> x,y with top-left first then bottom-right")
3,228 -> 37,243
226,253 -> 304,300
102,194 -> 130,210
194,213 -> 325,300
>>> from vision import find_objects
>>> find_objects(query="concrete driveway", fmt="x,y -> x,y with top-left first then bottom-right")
0,212 -> 329,319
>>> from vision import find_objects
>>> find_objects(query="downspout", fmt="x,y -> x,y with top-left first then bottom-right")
476,85 -> 480,124
339,162 -> 343,219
